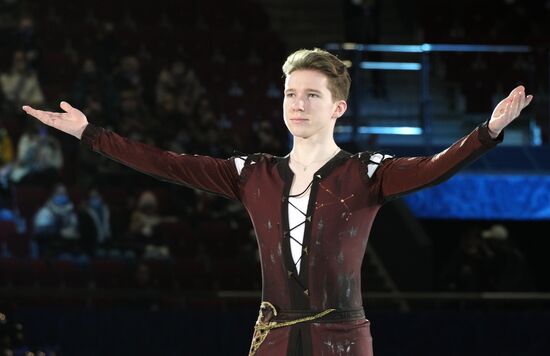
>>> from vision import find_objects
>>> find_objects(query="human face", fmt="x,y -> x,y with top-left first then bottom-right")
283,69 -> 346,139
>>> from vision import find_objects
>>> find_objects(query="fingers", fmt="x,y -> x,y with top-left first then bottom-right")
508,87 -> 534,117
21,106 -> 59,127
60,101 -> 73,113
509,85 -> 525,97
524,95 -> 533,108
513,92 -> 522,115
22,105 -> 35,115
503,101 -> 512,119
22,105 -> 46,121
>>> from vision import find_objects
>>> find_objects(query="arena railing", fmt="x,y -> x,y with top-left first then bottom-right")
324,43 -> 540,146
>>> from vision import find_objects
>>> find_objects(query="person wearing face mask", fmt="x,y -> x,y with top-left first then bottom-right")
33,183 -> 79,242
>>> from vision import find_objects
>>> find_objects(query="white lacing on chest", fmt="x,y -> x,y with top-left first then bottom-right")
234,157 -> 307,274
287,194 -> 309,274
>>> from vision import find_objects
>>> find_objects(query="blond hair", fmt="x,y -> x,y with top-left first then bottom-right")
282,48 -> 351,101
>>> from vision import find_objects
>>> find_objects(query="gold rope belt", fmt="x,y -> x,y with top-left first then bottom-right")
248,301 -> 336,356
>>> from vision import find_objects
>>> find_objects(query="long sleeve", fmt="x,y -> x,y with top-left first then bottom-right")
369,122 -> 503,203
80,124 -> 241,200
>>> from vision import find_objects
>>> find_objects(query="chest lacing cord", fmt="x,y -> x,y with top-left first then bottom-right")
287,198 -> 307,271
249,301 -> 335,356
285,178 -> 315,291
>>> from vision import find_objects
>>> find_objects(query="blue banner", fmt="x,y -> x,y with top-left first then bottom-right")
404,173 -> 550,220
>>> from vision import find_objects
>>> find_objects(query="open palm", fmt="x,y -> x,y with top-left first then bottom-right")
489,85 -> 533,136
22,101 -> 89,139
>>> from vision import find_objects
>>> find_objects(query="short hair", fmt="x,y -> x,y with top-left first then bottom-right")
282,48 -> 351,101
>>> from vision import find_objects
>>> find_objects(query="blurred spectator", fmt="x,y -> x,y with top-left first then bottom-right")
0,127 -> 14,166
77,188 -> 111,256
121,11 -> 138,32
143,244 -> 171,260
156,59 -> 204,120
166,124 -> 192,154
0,0 -> 20,28
255,119 -> 284,154
439,225 -> 490,292
44,6 -> 62,28
71,58 -> 116,125
0,190 -> 14,223
157,12 -> 174,32
7,123 -> 63,185
227,80 -> 244,97
129,262 -> 161,309
440,223 -> 534,292
449,19 -> 466,41
155,93 -> 183,142
32,183 -> 79,240
94,21 -> 120,70
114,55 -> 141,90
210,47 -> 226,65
128,190 -> 177,240
116,89 -> 151,137
246,49 -> 262,66
128,190 -> 175,258
14,14 -> 38,60
0,50 -> 44,111
190,97 -> 228,155
343,0 -> 380,43
481,224 -> 534,291
134,262 -> 152,289
76,141 -> 132,188
265,80 -> 282,99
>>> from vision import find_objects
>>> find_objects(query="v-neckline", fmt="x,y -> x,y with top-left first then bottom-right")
276,149 -> 351,303
285,149 -> 344,176
282,149 -> 348,194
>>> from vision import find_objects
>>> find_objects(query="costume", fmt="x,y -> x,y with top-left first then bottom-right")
81,122 -> 502,356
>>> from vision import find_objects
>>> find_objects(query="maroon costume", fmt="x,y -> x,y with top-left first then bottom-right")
81,122 -> 502,356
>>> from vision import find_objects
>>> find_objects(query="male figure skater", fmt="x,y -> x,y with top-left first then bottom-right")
23,48 -> 532,356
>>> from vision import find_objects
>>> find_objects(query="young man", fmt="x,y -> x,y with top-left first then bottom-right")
23,48 -> 532,356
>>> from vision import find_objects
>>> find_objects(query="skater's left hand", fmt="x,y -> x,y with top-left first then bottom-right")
488,85 -> 533,138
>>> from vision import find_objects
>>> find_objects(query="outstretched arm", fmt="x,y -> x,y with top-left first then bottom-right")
22,102 -> 88,139
22,102 -> 241,200
368,86 -> 533,203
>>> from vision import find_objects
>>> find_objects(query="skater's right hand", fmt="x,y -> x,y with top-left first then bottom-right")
22,101 -> 89,139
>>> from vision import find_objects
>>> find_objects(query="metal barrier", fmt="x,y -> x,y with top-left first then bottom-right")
2,287 -> 549,310
325,43 -> 539,145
